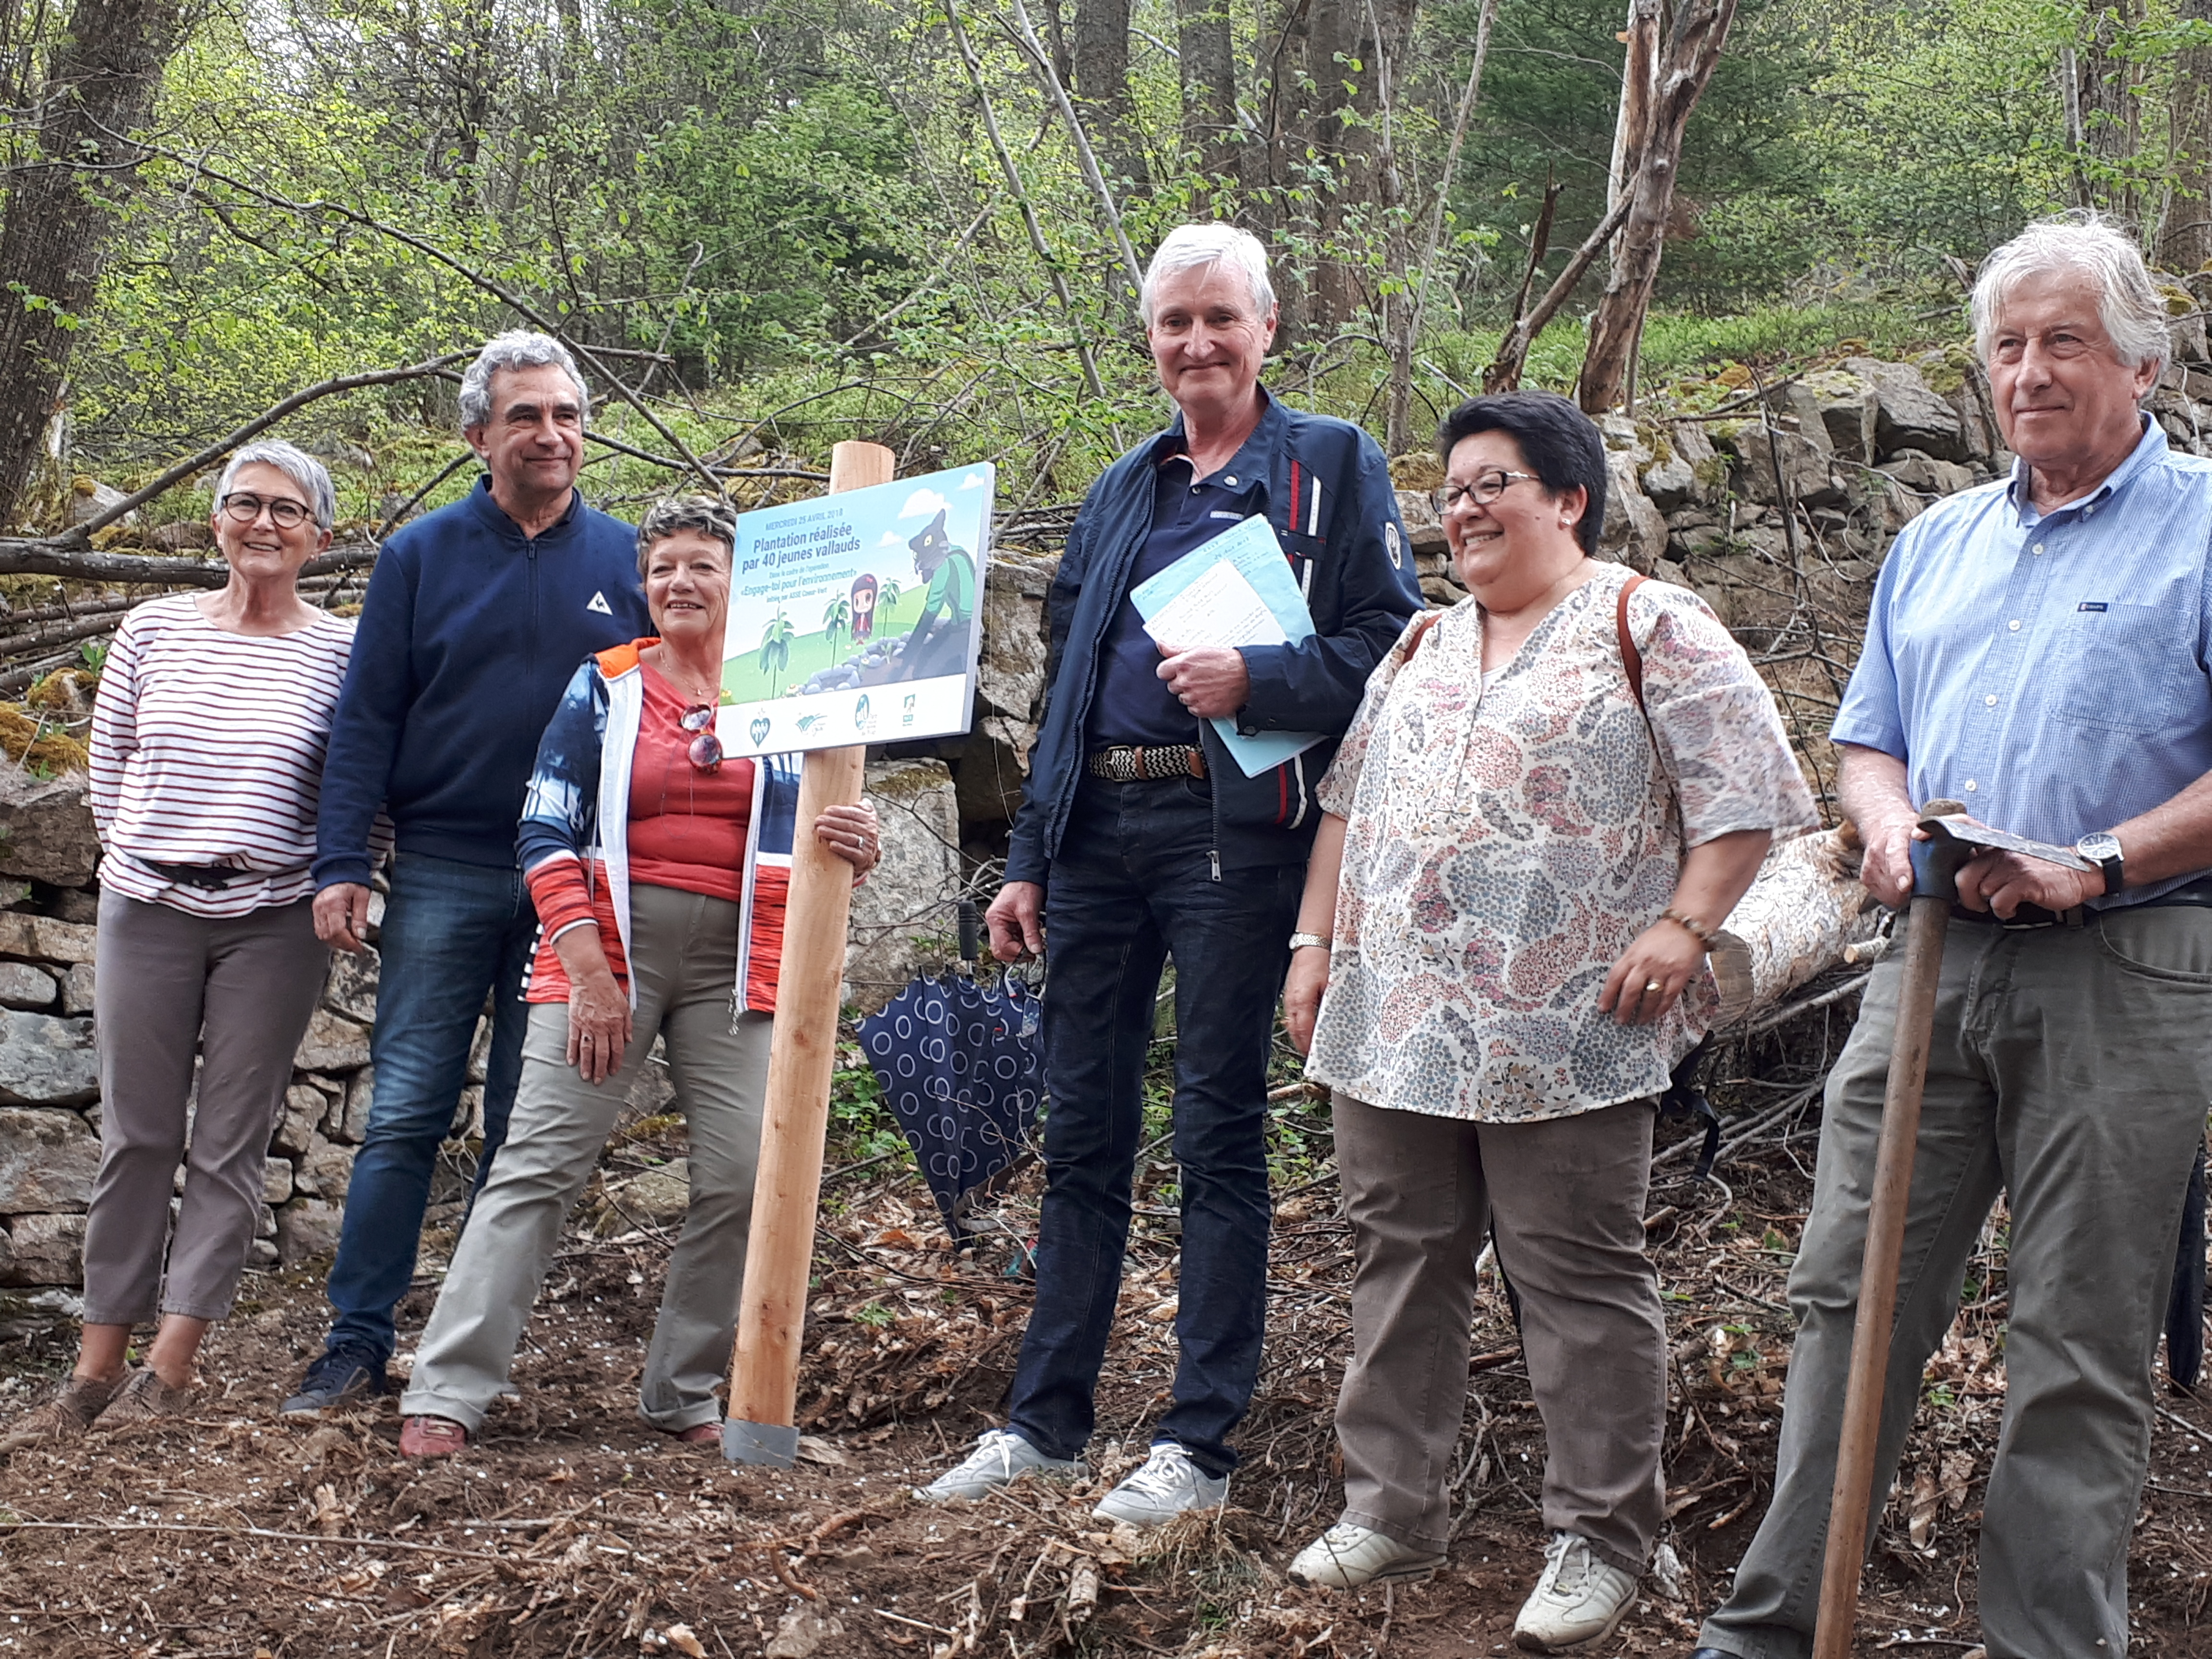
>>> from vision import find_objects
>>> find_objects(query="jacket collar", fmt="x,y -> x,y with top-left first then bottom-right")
1154,386 -> 1285,486
596,637 -> 655,678
462,473 -> 586,541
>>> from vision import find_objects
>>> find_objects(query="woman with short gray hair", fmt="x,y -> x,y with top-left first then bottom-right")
1,440 -> 369,1446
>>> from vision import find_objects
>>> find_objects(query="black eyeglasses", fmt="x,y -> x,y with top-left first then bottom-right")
681,703 -> 722,772
218,491 -> 314,530
1431,470 -> 1544,513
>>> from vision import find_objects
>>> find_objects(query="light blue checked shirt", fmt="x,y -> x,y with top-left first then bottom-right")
1833,416 -> 2212,908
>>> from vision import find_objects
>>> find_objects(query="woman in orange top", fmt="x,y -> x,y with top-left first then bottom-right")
397,495 -> 879,1454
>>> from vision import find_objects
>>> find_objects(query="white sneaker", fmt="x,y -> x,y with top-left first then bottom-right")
1512,1532 -> 1639,1652
1091,1442 -> 1228,1528
915,1429 -> 1087,1502
1288,1522 -> 1445,1588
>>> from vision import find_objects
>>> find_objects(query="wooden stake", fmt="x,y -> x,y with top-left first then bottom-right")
1810,800 -> 1966,1658
723,439 -> 894,1467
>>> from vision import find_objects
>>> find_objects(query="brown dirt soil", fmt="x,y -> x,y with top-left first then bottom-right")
1,1074 -> 2210,1658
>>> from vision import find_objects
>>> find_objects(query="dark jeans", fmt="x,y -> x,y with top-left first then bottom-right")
1007,775 -> 1302,1476
322,852 -> 535,1361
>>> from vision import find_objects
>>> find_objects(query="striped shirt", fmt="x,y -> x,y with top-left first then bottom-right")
91,594 -> 366,918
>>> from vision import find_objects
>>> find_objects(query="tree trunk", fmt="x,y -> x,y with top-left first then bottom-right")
1574,0 -> 1739,415
2164,0 -> 2212,273
1252,0 -> 1314,341
1305,0 -> 1419,330
0,0 -> 186,527
2074,0 -> 2143,226
1177,0 -> 1238,192
1071,0 -> 1141,191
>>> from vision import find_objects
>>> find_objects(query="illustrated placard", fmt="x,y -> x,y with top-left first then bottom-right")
718,464 -> 994,757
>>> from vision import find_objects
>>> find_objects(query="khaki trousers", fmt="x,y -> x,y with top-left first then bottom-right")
83,891 -> 329,1325
1332,1092 -> 1667,1572
400,883 -> 770,1434
1701,906 -> 2212,1659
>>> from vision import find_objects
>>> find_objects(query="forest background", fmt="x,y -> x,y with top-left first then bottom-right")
7,0 -> 2212,535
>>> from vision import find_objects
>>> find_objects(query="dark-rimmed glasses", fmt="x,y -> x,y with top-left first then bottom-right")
681,703 -> 722,772
1431,469 -> 1543,514
218,491 -> 314,530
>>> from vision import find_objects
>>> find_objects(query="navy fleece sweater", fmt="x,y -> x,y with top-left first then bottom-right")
313,479 -> 650,888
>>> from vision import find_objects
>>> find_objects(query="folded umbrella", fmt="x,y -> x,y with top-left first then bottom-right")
859,970 -> 1043,1238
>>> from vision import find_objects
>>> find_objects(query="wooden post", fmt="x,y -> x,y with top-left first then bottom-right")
1810,799 -> 1966,1659
722,439 -> 894,1467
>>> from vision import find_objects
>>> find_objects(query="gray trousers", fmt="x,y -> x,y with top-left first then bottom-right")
1332,1092 -> 1667,1572
1702,905 -> 2212,1659
82,890 -> 330,1325
401,882 -> 770,1434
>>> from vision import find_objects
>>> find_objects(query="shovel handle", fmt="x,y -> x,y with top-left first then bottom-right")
1812,800 -> 1966,1658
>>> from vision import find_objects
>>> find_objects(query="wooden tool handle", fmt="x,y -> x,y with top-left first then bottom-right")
1811,800 -> 1967,1656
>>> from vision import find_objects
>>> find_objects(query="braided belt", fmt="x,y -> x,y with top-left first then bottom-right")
1086,744 -> 1207,782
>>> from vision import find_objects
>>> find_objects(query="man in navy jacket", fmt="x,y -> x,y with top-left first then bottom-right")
286,331 -> 650,1412
919,225 -> 1421,1521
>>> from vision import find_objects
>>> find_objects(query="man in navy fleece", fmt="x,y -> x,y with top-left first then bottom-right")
286,331 -> 650,1413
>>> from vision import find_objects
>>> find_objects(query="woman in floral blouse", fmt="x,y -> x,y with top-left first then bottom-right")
1280,392 -> 1815,1651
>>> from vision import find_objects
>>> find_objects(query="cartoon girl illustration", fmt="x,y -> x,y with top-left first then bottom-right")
850,573 -> 879,642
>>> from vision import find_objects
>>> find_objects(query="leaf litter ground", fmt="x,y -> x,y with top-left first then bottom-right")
2,1017 -> 2211,1657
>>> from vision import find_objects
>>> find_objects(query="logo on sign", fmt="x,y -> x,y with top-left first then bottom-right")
902,694 -> 917,727
748,715 -> 771,746
854,694 -> 871,730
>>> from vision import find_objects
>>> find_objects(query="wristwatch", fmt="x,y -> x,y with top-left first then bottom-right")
1288,931 -> 1331,952
2076,831 -> 2125,896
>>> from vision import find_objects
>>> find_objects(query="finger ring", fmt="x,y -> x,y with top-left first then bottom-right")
1644,980 -> 1661,994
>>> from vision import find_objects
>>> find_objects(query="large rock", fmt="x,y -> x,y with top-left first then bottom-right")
1599,452 -> 1669,571
847,758 -> 963,1016
0,912 -> 96,964
59,962 -> 93,1016
0,962 -> 55,1010
1731,423 -> 1844,509
0,1213 -> 86,1286
1845,357 -> 1970,463
0,771 -> 97,888
0,1010 -> 98,1105
294,1133 -> 355,1202
294,1007 -> 372,1072
276,1198 -> 344,1266
262,1155 -> 293,1205
328,1065 -> 374,1143
271,1082 -> 326,1156
592,1158 -> 690,1234
1394,488 -> 1449,558
1915,349 -> 2000,462
323,947 -> 379,1023
1879,449 -> 1979,501
0,1106 -> 100,1208
1799,370 -> 1880,464
953,551 -> 1057,830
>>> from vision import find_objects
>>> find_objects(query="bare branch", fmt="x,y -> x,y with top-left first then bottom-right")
79,352 -> 471,537
1482,194 -> 1634,393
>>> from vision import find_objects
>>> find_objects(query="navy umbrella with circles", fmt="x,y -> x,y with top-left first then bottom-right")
860,970 -> 1043,1239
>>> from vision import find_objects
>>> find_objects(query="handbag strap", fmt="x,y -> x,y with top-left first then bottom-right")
1410,570 -> 1648,707
1617,572 -> 1647,714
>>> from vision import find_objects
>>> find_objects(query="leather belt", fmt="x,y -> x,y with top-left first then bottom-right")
132,856 -> 285,891
1948,902 -> 2082,930
1086,744 -> 1206,782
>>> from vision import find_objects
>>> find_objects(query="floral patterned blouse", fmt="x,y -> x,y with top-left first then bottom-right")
1306,562 -> 1817,1122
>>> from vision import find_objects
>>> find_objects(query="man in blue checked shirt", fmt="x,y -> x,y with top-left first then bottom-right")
1693,217 -> 2212,1659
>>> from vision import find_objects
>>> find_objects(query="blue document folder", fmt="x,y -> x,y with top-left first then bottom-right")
1129,515 -> 1328,778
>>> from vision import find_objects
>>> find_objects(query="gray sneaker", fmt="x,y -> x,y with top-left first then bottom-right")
916,1429 -> 1088,1502
1091,1442 -> 1227,1528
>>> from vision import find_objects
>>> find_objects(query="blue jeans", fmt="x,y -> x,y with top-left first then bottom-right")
322,852 -> 535,1361
1007,776 -> 1302,1476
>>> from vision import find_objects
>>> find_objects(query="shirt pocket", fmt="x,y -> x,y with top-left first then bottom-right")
2050,601 -> 2191,734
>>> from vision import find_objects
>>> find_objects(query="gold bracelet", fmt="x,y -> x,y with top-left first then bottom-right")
1659,907 -> 1715,948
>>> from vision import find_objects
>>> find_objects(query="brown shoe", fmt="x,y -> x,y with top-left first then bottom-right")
0,1372 -> 125,1454
92,1367 -> 196,1430
398,1415 -> 469,1459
